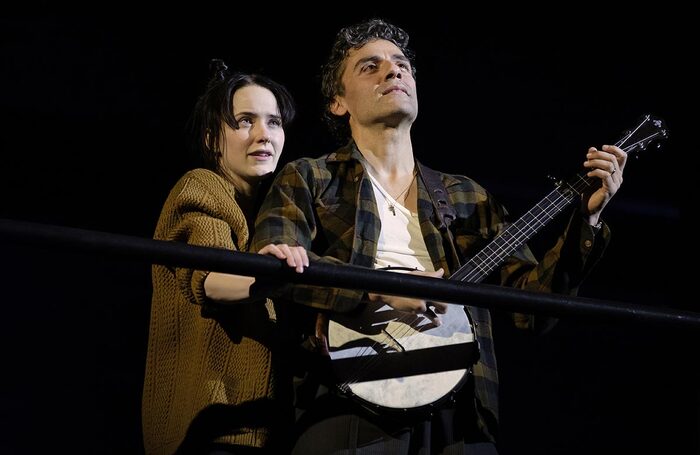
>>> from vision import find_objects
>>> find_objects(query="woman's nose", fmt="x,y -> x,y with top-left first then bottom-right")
255,124 -> 271,144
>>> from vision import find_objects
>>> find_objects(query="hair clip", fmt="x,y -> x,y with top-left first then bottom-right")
208,58 -> 229,82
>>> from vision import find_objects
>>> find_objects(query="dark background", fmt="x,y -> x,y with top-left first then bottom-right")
1,12 -> 694,454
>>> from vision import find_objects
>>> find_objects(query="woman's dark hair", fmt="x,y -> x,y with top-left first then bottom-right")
190,59 -> 296,174
320,18 -> 416,141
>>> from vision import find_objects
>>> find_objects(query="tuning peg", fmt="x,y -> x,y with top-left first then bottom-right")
547,174 -> 562,186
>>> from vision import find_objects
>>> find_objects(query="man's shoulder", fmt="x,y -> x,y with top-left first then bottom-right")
286,154 -> 333,168
279,152 -> 346,178
422,164 -> 488,195
284,154 -> 330,174
282,142 -> 355,171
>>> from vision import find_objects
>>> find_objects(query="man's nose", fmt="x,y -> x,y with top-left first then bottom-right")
385,62 -> 403,80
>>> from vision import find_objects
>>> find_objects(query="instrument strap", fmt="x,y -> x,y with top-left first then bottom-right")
417,161 -> 462,268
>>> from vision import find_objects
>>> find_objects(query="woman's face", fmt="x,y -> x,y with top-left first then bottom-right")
219,84 -> 285,192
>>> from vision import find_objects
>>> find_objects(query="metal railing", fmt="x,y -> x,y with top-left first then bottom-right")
1,218 -> 697,329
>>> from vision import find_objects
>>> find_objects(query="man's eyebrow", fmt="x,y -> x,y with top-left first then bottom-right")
393,54 -> 410,64
353,54 -> 410,71
353,55 -> 380,71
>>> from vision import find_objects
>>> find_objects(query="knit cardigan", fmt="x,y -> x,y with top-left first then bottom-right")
142,169 -> 280,455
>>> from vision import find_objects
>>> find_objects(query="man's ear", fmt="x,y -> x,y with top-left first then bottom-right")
330,97 -> 347,116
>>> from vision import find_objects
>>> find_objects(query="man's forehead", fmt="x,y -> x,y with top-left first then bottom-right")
347,39 -> 405,61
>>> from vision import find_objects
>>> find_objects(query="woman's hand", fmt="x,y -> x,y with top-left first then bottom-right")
257,243 -> 309,273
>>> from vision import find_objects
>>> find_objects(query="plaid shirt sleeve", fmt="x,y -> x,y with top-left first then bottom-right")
252,159 -> 366,313
446,175 -> 610,331
505,212 -> 610,331
443,173 -> 610,435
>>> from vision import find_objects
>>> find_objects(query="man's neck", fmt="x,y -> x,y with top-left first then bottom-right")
353,126 -> 414,177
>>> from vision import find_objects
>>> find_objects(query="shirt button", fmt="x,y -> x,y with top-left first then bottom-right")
584,239 -> 593,248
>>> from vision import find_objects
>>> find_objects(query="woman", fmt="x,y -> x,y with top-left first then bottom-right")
142,61 -> 307,455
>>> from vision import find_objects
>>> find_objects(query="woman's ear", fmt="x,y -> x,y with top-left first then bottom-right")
205,129 -> 224,155
204,128 -> 212,149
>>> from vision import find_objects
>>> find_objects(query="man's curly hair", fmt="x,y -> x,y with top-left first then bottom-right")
320,18 -> 416,141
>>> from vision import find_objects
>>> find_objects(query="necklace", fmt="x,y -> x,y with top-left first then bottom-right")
386,169 -> 417,216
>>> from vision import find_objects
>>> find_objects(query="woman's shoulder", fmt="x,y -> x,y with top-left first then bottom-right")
163,168 -> 233,207
178,168 -> 225,185
169,168 -> 229,193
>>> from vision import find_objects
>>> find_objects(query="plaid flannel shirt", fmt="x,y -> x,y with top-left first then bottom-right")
252,141 -> 608,440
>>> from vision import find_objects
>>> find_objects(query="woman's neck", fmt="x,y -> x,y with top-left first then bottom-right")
234,188 -> 259,234
223,169 -> 260,231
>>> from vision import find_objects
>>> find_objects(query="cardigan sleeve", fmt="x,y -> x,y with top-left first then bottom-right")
155,170 -> 248,309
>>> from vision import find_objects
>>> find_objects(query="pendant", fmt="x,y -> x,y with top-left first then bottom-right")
388,204 -> 396,216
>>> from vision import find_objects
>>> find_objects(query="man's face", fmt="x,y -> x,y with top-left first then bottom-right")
332,39 -> 417,130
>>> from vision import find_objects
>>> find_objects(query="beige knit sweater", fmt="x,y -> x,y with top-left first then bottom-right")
142,169 -> 278,455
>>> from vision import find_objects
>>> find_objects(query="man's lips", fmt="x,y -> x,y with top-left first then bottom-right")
382,85 -> 408,95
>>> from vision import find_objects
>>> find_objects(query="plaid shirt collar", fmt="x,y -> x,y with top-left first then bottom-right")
327,140 -> 452,275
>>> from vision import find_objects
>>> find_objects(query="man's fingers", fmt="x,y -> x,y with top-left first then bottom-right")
429,302 -> 449,314
424,306 -> 442,327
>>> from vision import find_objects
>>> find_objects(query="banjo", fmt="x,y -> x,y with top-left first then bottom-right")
326,114 -> 668,414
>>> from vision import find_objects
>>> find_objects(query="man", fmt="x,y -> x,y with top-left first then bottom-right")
253,18 -> 625,454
